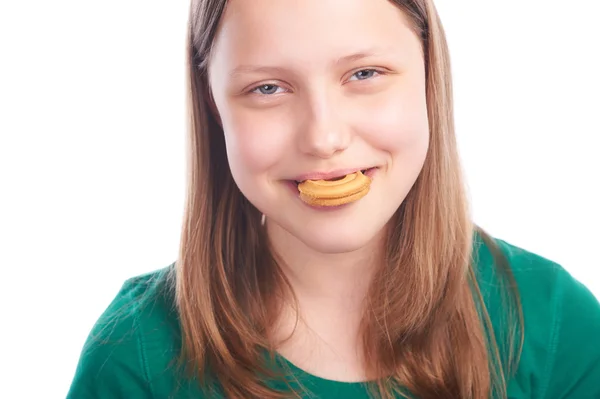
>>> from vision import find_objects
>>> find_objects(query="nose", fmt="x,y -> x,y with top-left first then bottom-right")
297,92 -> 351,158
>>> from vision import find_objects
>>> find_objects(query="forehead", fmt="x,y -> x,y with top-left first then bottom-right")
209,0 -> 420,73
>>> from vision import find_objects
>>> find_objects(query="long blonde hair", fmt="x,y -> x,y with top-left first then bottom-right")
176,0 -> 524,398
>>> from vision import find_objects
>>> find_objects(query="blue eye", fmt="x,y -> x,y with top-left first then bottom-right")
251,84 -> 283,95
350,69 -> 379,81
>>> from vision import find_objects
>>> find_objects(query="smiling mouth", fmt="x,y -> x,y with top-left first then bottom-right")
294,168 -> 375,207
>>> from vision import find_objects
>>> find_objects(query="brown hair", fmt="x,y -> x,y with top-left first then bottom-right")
176,0 -> 524,398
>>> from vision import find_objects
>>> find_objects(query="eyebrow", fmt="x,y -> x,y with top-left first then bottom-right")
335,48 -> 386,65
229,65 -> 289,78
228,48 -> 389,78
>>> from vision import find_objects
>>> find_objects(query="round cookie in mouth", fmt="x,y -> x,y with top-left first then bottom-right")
297,170 -> 372,206
300,187 -> 370,207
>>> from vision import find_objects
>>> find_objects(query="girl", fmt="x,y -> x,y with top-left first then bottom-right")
67,0 -> 600,398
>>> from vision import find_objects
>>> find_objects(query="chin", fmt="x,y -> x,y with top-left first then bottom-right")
292,218 -> 385,254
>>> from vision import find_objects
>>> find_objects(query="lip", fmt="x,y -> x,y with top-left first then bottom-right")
292,166 -> 378,182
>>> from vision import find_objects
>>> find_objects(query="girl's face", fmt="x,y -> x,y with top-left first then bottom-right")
208,0 -> 429,253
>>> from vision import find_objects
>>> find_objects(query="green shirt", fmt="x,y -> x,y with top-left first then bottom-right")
67,236 -> 600,398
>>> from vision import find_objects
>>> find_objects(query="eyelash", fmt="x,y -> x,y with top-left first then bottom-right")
247,68 -> 384,96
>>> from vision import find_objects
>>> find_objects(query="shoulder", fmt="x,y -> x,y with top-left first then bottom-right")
67,265 -> 185,398
475,233 -> 600,398
474,232 -> 597,305
480,235 -> 598,318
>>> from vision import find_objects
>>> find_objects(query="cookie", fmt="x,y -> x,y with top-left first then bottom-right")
297,170 -> 371,206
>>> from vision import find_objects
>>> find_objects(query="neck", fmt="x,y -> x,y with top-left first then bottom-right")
265,221 -> 386,376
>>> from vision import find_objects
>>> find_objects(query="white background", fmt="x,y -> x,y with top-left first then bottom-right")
0,1 -> 598,398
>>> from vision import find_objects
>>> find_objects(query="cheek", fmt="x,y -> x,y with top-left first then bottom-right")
360,87 -> 430,153
222,108 -> 293,181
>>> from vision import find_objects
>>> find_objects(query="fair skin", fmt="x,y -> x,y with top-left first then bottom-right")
208,0 -> 429,382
